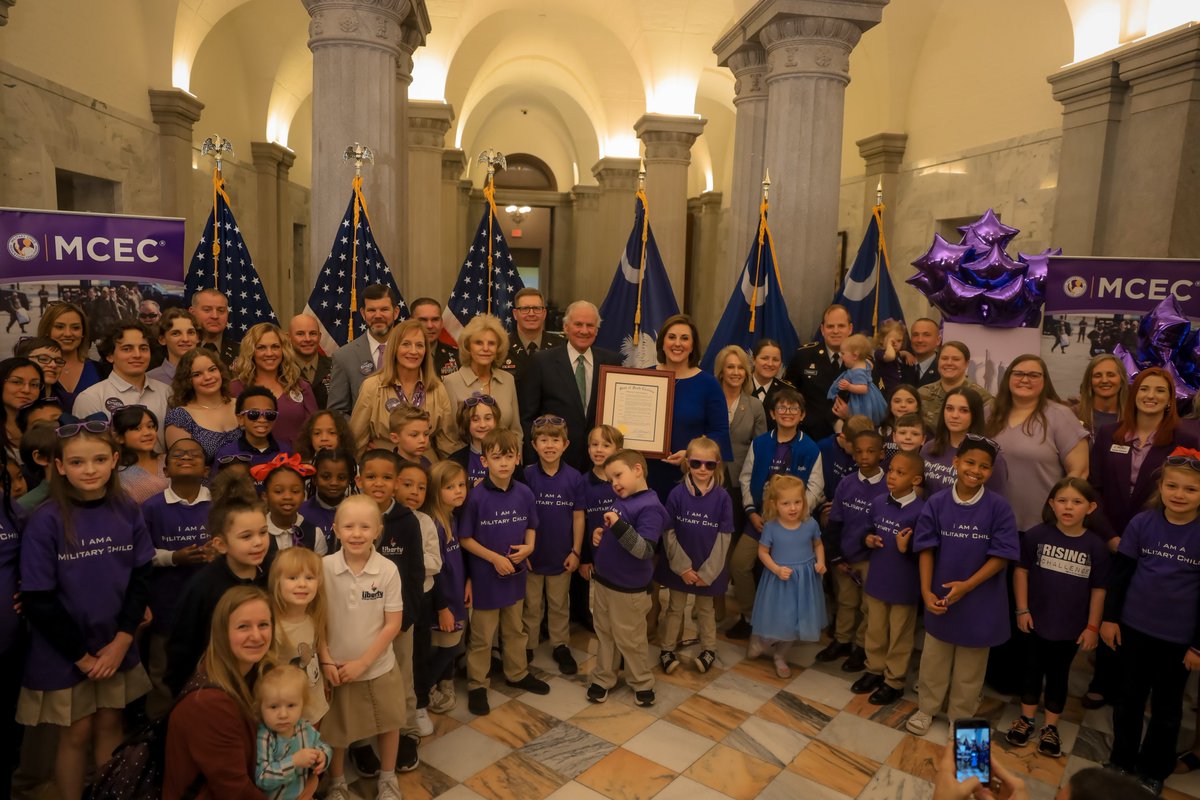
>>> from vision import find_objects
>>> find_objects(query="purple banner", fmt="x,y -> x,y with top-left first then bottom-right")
1045,256 -> 1200,318
0,208 -> 185,285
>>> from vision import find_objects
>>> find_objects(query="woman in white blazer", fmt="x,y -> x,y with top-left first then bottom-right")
440,314 -> 523,453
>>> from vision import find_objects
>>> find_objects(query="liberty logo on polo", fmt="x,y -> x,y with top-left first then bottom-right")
6,234 -> 38,261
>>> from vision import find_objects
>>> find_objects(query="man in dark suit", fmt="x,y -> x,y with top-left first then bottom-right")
289,314 -> 333,409
327,284 -> 401,414
189,288 -> 240,367
899,317 -> 942,388
518,300 -> 621,472
784,304 -> 853,441
502,288 -> 565,386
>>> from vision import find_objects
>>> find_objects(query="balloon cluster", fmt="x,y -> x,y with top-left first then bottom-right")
1114,296 -> 1200,402
907,209 -> 1057,328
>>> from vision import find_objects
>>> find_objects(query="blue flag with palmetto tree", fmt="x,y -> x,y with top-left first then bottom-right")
831,205 -> 904,338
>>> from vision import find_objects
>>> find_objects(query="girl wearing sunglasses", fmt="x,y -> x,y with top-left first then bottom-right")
210,386 -> 282,477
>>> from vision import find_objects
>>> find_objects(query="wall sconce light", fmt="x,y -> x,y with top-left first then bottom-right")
505,204 -> 531,224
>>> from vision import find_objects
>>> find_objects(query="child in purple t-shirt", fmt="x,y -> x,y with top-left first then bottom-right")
1006,478 -> 1108,758
580,425 -> 623,584
450,394 -> 499,487
459,428 -> 549,716
907,435 -> 1019,737
19,419 -> 155,800
300,447 -> 355,551
1102,449 -> 1200,790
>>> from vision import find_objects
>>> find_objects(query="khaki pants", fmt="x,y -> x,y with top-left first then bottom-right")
144,632 -> 172,720
661,590 -> 716,652
391,627 -> 417,737
466,603 -> 528,691
591,583 -> 654,692
523,571 -> 571,648
729,534 -> 760,617
833,561 -> 869,647
917,632 -> 988,722
864,596 -> 917,689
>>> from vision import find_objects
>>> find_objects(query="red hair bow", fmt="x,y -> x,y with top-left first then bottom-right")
249,453 -> 317,482
1170,447 -> 1200,460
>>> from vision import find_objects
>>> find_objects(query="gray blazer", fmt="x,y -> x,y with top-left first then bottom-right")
327,334 -> 383,415
726,393 -> 766,489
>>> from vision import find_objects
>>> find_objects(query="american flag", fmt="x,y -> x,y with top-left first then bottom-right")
441,187 -> 524,343
184,170 -> 278,335
305,179 -> 408,349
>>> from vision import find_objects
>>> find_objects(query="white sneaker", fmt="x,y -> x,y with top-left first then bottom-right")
376,776 -> 402,800
414,707 -> 435,737
906,710 -> 933,735
326,783 -> 359,800
747,636 -> 765,659
429,680 -> 456,714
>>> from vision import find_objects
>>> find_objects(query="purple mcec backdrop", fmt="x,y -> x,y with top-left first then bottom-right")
1045,256 -> 1200,318
0,207 -> 185,284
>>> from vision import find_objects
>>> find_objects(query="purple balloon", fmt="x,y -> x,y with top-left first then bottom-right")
959,243 -> 1028,289
906,271 -> 944,295
1142,296 -> 1191,357
1162,361 -> 1196,402
1113,344 -> 1142,384
1017,247 -> 1061,296
958,208 -> 1019,248
930,273 -> 989,323
911,234 -> 973,274
979,276 -> 1032,327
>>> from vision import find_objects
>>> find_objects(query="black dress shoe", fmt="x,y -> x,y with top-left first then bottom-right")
468,687 -> 490,716
814,640 -> 851,663
506,673 -> 551,694
725,617 -> 752,640
553,644 -> 578,675
851,672 -> 883,694
868,683 -> 904,706
841,646 -> 867,673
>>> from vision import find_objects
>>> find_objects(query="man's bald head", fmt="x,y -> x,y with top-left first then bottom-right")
288,314 -> 321,359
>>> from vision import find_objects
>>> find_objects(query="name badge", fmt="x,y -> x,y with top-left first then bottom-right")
385,397 -> 402,412
1110,444 -> 1131,454
359,361 -> 375,376
104,397 -> 125,413
289,389 -> 304,404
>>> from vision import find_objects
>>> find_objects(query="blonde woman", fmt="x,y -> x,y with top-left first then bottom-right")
350,319 -> 453,454
441,314 -> 522,452
230,322 -> 316,450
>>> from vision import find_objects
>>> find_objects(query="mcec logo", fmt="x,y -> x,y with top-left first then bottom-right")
1062,276 -> 1088,298
53,236 -> 163,263
6,234 -> 39,261
1095,276 -> 1197,303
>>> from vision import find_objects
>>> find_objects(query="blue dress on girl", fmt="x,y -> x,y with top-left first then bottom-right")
750,518 -> 826,641
827,366 -> 887,424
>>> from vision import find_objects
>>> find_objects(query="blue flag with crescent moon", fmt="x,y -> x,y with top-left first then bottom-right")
832,211 -> 904,338
701,208 -> 799,371
595,191 -> 679,368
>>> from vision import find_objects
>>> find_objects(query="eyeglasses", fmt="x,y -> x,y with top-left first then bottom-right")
533,416 -> 566,427
5,377 -> 42,392
28,354 -> 66,368
688,459 -> 718,470
515,305 -> 546,314
1166,454 -> 1200,471
774,405 -> 802,414
217,454 -> 253,465
57,420 -> 110,438
464,394 -> 497,408
1011,370 -> 1044,382
237,409 -> 278,422
138,312 -> 160,320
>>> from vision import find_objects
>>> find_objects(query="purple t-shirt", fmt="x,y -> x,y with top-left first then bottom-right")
583,471 -> 618,563
524,463 -> 586,576
1020,523 -> 1109,642
865,493 -> 925,606
829,471 -> 889,564
460,478 -> 539,610
299,497 -> 338,543
913,488 -> 1019,648
594,489 -> 670,591
769,442 -> 791,474
0,502 -> 22,654
1118,510 -> 1200,644
466,449 -> 486,486
656,482 -> 734,596
919,442 -> 1010,496
434,519 -> 467,623
21,498 -> 155,690
142,491 -> 210,635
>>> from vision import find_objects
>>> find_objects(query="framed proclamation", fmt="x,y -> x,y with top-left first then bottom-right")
596,366 -> 675,459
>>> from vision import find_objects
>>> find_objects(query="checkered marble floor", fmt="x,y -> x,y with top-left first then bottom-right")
348,605 -> 1200,800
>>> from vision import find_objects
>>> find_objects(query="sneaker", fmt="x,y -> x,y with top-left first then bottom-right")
659,650 -> 680,674
747,636 -> 765,660
634,690 -> 656,707
1006,716 -> 1035,747
414,707 -> 435,737
506,673 -> 551,695
553,644 -> 578,675
725,617 -> 752,640
841,646 -> 867,673
868,683 -> 904,706
468,687 -> 490,716
396,734 -> 420,772
348,743 -> 380,778
428,680 -> 456,714
586,683 -> 609,703
1038,724 -> 1062,758
851,672 -> 884,695
906,711 -> 934,735
326,782 -> 356,800
694,649 -> 716,674
815,640 -> 852,663
773,655 -> 791,678
377,776 -> 403,800
1138,776 -> 1164,795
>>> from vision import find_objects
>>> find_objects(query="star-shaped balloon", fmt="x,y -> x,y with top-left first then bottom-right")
959,243 -> 1028,289
1111,297 -> 1198,401
1017,247 -> 1062,296
912,234 -> 974,274
958,208 -> 1019,248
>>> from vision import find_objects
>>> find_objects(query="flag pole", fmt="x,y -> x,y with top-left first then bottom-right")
749,170 -> 771,334
477,149 -> 507,317
871,178 -> 889,331
633,159 -> 648,345
342,143 -> 374,343
200,135 -> 234,288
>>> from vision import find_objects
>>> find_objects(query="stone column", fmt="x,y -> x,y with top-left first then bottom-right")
567,185 -> 601,307
634,114 -> 706,306
719,44 -> 768,281
695,190 -> 724,338
302,0 -> 410,289
440,148 -> 466,298
855,132 -> 906,248
406,100 -> 454,303
148,88 -> 204,252
250,142 -> 296,312
1048,60 -> 1125,256
717,1 -> 886,337
590,157 -> 641,307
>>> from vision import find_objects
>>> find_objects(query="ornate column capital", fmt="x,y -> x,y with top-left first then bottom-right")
148,88 -> 205,140
571,184 -> 601,212
759,15 -> 862,85
699,190 -> 723,213
591,157 -> 642,191
251,141 -> 297,175
408,100 -> 454,151
634,114 -> 707,167
302,0 -> 412,56
855,132 -> 907,175
442,148 -> 466,182
725,44 -> 768,104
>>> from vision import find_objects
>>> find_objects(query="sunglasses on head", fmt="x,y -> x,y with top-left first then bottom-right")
1166,448 -> 1200,472
532,416 -> 566,427
237,409 -> 278,422
464,394 -> 497,408
688,459 -> 718,470
217,454 -> 253,466
57,420 -> 110,438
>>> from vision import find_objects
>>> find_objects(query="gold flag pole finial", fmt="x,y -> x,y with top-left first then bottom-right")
762,169 -> 771,203
201,134 -> 234,174
200,135 -> 234,285
876,177 -> 883,208
343,143 -> 374,178
638,159 -> 646,192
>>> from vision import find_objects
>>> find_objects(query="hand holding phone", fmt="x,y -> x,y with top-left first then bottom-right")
952,718 -> 990,786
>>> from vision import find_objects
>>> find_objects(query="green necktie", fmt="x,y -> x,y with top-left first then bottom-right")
575,354 -> 588,406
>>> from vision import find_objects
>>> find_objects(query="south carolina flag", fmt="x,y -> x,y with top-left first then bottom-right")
832,206 -> 904,337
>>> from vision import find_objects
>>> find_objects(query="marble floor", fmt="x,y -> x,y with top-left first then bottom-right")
345,603 -> 1200,800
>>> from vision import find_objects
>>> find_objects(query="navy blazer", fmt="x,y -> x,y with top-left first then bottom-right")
518,344 -> 622,471
1089,421 -> 1200,538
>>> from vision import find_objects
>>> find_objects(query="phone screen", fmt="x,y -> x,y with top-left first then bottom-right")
953,720 -> 990,784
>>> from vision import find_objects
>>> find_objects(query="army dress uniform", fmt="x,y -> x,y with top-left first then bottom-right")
784,341 -> 843,441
